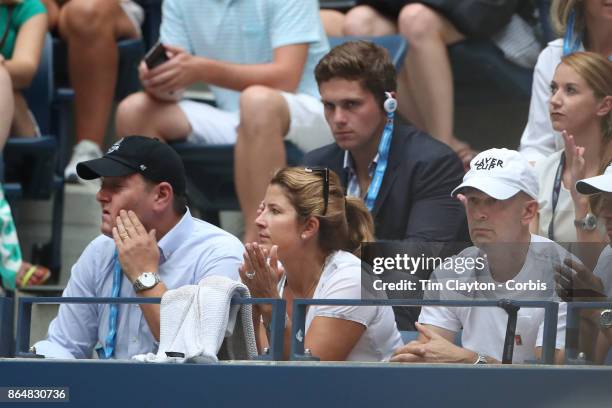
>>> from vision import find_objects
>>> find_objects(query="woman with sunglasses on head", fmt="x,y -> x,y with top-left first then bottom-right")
240,167 -> 402,361
532,52 -> 612,250
520,0 -> 612,164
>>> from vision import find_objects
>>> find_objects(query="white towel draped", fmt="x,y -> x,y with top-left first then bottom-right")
132,275 -> 257,363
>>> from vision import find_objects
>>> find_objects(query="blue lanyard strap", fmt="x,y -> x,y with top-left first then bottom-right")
563,9 -> 580,56
364,112 -> 394,211
100,250 -> 123,359
563,9 -> 612,61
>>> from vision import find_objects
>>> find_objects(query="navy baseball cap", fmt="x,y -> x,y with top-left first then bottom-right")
76,136 -> 186,195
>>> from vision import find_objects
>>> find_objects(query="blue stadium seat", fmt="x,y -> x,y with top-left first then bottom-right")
3,34 -> 64,281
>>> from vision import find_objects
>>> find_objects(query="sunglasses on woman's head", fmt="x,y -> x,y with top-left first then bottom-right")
305,167 -> 329,215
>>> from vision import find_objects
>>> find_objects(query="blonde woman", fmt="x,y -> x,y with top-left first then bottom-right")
240,167 -> 402,361
533,52 -> 612,246
520,0 -> 612,163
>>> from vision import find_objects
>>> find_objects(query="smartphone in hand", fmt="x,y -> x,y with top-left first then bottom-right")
144,42 -> 169,69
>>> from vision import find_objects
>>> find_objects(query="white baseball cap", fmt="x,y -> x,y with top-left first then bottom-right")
576,163 -> 612,194
451,148 -> 539,200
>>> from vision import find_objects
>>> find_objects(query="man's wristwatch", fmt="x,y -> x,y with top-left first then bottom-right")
133,272 -> 161,292
600,309 -> 612,329
574,213 -> 598,231
473,354 -> 488,365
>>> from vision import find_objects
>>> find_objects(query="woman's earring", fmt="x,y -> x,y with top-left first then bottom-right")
301,234 -> 306,239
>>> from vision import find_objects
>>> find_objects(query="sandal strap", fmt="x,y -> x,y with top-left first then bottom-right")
20,265 -> 39,287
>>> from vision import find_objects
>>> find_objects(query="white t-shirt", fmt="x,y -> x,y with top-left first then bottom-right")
279,250 -> 402,362
419,234 -> 567,363
594,245 -> 612,299
535,150 -> 608,243
535,150 -> 576,243
519,39 -> 569,164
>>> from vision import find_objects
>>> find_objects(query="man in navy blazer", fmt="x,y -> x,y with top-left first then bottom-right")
304,40 -> 467,243
303,41 -> 468,329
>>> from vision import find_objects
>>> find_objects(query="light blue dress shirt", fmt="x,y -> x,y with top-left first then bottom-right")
34,209 -> 244,359
159,0 -> 329,112
343,150 -> 379,200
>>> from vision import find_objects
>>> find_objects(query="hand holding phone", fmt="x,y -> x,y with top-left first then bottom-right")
144,42 -> 169,69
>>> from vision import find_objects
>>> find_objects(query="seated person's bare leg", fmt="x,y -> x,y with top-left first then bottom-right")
319,9 -> 346,37
58,0 -> 140,176
0,66 -> 13,149
115,92 -> 192,142
343,5 -> 397,36
10,92 -> 38,137
396,66 -> 426,131
341,7 -> 428,129
397,4 -> 473,165
40,0 -> 60,30
235,86 -> 290,243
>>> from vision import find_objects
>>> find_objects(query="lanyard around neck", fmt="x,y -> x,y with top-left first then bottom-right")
563,11 -> 612,61
547,153 -> 566,241
364,112 -> 394,212
99,250 -> 123,359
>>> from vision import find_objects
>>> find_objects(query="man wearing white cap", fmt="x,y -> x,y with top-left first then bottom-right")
392,148 -> 568,365
557,163 -> 612,362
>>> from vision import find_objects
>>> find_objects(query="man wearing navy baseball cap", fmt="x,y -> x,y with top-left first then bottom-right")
34,136 -> 244,359
393,149 -> 569,365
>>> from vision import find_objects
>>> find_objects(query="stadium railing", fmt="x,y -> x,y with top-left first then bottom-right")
14,296 -> 286,361
289,298 -> 559,364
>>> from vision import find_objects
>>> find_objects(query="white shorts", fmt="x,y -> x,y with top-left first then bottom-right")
177,92 -> 334,153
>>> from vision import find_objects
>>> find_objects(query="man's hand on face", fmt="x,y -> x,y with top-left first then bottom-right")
112,210 -> 160,283
391,323 -> 476,364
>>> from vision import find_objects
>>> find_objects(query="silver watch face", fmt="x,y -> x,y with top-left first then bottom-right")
601,310 -> 612,328
140,273 -> 157,288
584,213 -> 598,230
